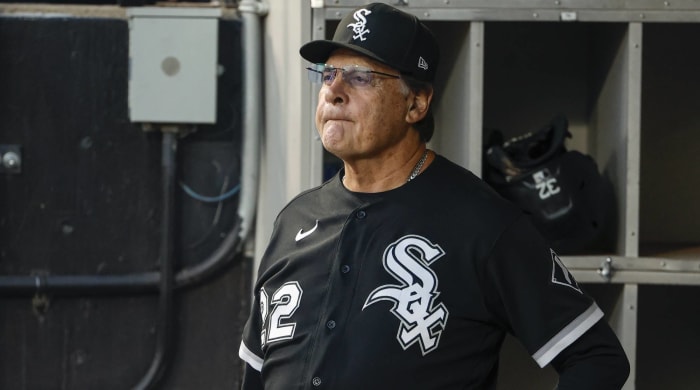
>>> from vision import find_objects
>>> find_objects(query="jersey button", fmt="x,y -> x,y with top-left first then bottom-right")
355,210 -> 366,219
341,264 -> 351,274
312,377 -> 322,387
326,320 -> 336,329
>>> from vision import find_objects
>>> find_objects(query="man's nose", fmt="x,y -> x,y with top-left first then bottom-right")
323,70 -> 348,104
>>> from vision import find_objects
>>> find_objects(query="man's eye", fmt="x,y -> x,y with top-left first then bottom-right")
348,71 -> 371,85
322,71 -> 334,82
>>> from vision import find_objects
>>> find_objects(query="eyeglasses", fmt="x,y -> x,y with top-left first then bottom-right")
306,64 -> 401,88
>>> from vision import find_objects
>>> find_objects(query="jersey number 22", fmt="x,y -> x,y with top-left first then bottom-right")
260,281 -> 303,346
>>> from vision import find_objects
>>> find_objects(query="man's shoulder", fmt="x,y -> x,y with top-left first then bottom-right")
428,156 -> 518,208
421,155 -> 524,231
274,175 -> 349,222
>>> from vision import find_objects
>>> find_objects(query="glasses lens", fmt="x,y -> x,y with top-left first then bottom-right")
321,67 -> 337,84
307,64 -> 325,84
344,68 -> 372,87
306,64 -> 387,87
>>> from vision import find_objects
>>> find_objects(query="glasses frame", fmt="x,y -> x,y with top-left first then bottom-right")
306,64 -> 401,88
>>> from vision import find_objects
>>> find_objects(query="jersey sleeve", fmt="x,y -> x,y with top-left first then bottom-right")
239,289 -> 264,372
239,214 -> 286,373
481,214 -> 604,368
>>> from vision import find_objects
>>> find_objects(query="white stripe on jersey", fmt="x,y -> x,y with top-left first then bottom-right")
239,342 -> 264,372
532,302 -> 604,367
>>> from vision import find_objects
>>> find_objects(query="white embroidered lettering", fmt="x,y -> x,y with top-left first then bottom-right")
347,9 -> 372,41
363,235 -> 448,355
533,170 -> 561,200
260,282 -> 304,346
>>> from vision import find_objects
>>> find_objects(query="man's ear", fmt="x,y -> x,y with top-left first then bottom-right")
406,87 -> 434,124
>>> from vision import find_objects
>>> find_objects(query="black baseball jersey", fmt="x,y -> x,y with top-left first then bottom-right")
239,155 -> 603,389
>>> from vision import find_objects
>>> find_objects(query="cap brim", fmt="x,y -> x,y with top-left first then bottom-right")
299,40 -> 395,70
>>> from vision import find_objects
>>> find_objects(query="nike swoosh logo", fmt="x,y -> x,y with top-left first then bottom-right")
295,220 -> 319,242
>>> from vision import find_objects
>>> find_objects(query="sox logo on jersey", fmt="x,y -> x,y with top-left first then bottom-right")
363,235 -> 449,356
258,235 -> 449,356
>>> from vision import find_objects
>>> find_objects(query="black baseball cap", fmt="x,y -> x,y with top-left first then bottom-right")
300,2 -> 439,83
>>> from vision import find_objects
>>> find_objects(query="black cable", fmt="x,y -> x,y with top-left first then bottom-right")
132,131 -> 177,390
0,273 -> 160,296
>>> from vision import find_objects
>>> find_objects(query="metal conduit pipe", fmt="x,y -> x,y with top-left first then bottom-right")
175,0 -> 268,287
0,2 -> 267,298
237,0 -> 266,243
0,273 -> 160,296
131,131 -> 178,390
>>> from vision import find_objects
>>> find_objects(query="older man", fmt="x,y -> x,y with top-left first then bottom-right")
239,3 -> 629,389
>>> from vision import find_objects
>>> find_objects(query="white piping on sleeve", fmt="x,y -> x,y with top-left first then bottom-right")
239,342 -> 264,372
532,302 -> 604,368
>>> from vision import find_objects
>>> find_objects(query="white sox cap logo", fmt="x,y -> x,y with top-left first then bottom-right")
299,3 -> 439,83
363,235 -> 448,355
347,9 -> 372,41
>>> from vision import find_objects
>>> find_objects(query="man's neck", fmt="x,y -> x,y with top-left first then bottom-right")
342,147 -> 432,193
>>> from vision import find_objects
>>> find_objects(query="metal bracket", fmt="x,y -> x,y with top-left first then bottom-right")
598,257 -> 615,282
238,0 -> 270,16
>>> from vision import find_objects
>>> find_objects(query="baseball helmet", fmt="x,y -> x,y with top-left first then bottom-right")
483,115 -> 615,254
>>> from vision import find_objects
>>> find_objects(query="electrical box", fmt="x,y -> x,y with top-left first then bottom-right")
127,7 -> 221,124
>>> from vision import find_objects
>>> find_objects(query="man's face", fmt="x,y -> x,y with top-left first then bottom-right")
315,50 -> 415,162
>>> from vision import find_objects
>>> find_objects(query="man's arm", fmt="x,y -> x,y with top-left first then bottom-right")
241,362 -> 264,390
550,319 -> 630,390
